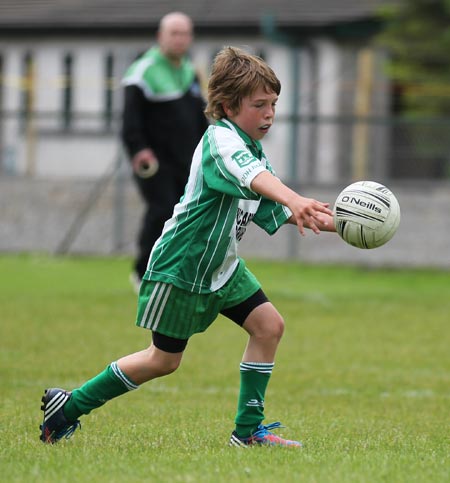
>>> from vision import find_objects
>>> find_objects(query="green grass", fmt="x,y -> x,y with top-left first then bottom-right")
0,254 -> 449,482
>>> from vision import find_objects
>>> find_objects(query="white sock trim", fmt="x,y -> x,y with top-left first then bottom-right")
240,362 -> 274,374
110,361 -> 139,391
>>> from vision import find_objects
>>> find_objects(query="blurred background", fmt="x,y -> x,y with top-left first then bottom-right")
0,0 -> 449,267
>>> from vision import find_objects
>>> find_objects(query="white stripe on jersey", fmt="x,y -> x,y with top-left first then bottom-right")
194,194 -> 233,293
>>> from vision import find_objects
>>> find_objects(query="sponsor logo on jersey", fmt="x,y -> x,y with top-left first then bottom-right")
231,150 -> 254,167
236,208 -> 255,241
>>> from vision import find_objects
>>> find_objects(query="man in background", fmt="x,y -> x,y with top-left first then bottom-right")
121,11 -> 208,291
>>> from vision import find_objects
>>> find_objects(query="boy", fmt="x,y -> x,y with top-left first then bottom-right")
40,47 -> 336,447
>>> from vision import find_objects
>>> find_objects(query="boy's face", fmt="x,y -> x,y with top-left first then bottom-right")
225,87 -> 278,141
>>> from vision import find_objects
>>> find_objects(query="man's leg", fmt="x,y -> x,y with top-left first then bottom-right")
133,166 -> 180,279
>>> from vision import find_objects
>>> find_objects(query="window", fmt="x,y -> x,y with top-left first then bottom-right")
21,51 -> 34,131
0,53 -> 3,113
104,52 -> 114,130
255,49 -> 266,61
61,53 -> 73,130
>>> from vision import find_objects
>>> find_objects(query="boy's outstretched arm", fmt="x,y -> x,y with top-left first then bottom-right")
250,171 -> 336,235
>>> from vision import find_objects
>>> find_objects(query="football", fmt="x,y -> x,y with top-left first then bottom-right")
333,180 -> 401,249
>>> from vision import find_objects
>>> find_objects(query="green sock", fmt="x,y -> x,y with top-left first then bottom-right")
63,362 -> 138,421
234,362 -> 274,438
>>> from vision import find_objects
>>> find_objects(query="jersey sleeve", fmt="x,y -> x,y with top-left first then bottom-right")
202,126 -> 266,199
250,156 -> 292,235
253,197 -> 292,235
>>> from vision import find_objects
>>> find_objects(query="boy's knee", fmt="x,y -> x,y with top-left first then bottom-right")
250,312 -> 285,341
146,343 -> 183,378
165,358 -> 182,374
154,357 -> 181,377
271,314 -> 285,340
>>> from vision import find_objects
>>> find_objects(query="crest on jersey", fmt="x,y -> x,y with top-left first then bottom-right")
231,150 -> 253,167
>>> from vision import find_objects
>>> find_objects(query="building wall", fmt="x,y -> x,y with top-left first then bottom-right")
0,34 -> 390,183
0,174 -> 448,269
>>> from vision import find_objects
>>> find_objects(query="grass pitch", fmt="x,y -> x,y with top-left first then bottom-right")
0,254 -> 448,482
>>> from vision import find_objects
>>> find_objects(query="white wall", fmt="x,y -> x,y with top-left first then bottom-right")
0,34 -> 372,181
34,46 -> 61,130
313,38 -> 341,183
34,135 -> 118,178
72,46 -> 104,131
1,46 -> 24,174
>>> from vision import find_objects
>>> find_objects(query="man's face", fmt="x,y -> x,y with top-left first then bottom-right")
226,87 -> 278,141
158,16 -> 193,61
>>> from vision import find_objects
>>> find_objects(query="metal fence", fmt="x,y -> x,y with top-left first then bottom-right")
0,110 -> 449,266
292,114 -> 450,183
1,110 -> 449,183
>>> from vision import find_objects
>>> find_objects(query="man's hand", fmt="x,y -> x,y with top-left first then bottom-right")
132,148 -> 159,178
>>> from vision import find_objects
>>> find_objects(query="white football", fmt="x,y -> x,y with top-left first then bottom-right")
333,181 -> 401,249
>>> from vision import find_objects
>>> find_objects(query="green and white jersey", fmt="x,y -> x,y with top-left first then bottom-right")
122,46 -> 196,101
145,119 -> 292,293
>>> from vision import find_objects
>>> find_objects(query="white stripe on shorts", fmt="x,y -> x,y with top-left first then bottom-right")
140,282 -> 172,331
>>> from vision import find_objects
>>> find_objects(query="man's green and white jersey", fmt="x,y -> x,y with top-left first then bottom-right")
144,118 -> 292,293
122,46 -> 196,101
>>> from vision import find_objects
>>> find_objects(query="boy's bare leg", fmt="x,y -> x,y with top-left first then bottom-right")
242,302 -> 284,362
117,344 -> 184,384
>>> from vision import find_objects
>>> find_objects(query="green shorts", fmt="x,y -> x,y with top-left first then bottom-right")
135,260 -> 261,339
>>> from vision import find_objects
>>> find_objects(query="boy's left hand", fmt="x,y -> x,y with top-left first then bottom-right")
288,196 -> 335,235
249,171 -> 335,235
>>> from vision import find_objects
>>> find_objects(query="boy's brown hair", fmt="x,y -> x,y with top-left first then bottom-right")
205,46 -> 281,120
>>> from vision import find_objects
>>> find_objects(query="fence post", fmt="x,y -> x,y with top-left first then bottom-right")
352,48 -> 374,180
288,46 -> 301,259
113,147 -> 127,253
